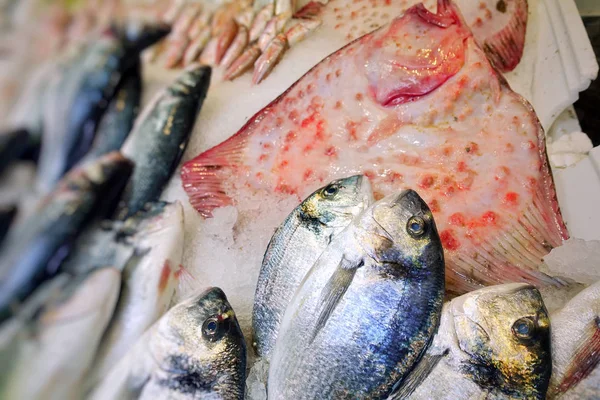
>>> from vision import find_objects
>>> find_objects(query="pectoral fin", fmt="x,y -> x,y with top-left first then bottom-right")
389,351 -> 448,399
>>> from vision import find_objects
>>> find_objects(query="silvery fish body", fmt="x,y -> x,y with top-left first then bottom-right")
86,201 -> 185,388
395,283 -> 552,400
549,280 -> 600,399
115,65 -> 212,220
252,175 -> 373,359
0,267 -> 121,400
269,189 -> 445,399
0,152 -> 133,321
89,287 -> 247,400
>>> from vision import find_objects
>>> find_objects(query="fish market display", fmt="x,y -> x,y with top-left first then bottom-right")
89,287 -> 247,400
269,189 -> 445,399
36,22 -> 169,192
87,201 -> 185,387
0,267 -> 121,400
252,175 -> 373,358
0,152 -> 133,321
144,0 -> 527,84
549,281 -> 600,399
395,283 -> 551,399
115,65 -> 211,220
83,59 -> 143,161
182,0 -> 566,295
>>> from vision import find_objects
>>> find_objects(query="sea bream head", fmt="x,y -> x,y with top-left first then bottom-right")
451,283 -> 551,399
155,287 -> 246,398
299,175 -> 373,228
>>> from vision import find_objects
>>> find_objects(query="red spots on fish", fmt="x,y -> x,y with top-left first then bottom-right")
481,211 -> 498,225
303,169 -> 313,181
524,140 -> 536,150
158,260 -> 172,293
307,83 -> 315,94
457,161 -> 467,172
465,142 -> 479,154
355,93 -> 364,101
419,175 -> 435,189
383,171 -> 403,184
262,142 -> 272,150
258,154 -> 268,163
335,69 -> 342,77
301,113 -> 317,128
504,192 -> 519,206
449,213 -> 466,227
442,146 -> 453,157
440,229 -> 461,251
315,121 -> 327,141
325,146 -> 337,157
495,166 -> 510,181
505,142 -> 514,153
255,172 -> 264,180
275,181 -> 297,195
275,117 -> 284,127
429,199 -> 440,213
334,101 -> 343,110
285,131 -> 297,143
303,144 -> 314,155
373,191 -> 385,200
278,160 -> 289,169
289,110 -> 299,122
364,170 -> 376,180
326,73 -> 332,82
384,0 -> 391,5
346,121 -> 359,141
525,176 -> 537,190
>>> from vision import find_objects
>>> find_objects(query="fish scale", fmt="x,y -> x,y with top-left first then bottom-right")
181,0 -> 567,295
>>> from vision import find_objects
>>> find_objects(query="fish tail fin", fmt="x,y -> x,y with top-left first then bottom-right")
553,316 -> 600,395
181,132 -> 250,218
480,0 -> 528,72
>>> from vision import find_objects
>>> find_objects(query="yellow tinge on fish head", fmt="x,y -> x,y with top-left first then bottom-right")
451,283 -> 551,398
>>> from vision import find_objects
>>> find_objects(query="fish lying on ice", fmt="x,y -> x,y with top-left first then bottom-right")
252,175 -> 373,359
0,267 -> 121,400
86,201 -> 185,387
269,189 -> 445,399
114,65 -> 212,220
548,280 -> 600,399
182,0 -> 567,295
0,152 -> 133,321
89,287 -> 247,400
395,283 -> 551,399
36,22 -> 169,192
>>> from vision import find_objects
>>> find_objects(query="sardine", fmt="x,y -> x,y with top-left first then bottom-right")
115,65 -> 211,220
0,152 -> 133,321
548,280 -> 600,399
89,287 -> 247,400
84,59 -> 142,161
86,201 -> 185,387
269,189 -> 445,399
0,267 -> 121,400
36,22 -> 169,192
252,175 -> 373,359
395,283 -> 551,399
181,0 -> 566,295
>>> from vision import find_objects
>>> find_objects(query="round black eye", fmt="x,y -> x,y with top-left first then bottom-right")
202,317 -> 220,339
322,184 -> 339,197
512,317 -> 536,341
407,216 -> 426,237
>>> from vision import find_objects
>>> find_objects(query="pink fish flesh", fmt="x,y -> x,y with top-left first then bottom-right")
181,0 -> 567,294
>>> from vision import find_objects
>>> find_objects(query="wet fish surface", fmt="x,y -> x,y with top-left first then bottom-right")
269,189 -> 445,399
252,175 -> 373,359
0,152 -> 133,321
0,267 -> 121,400
181,0 -> 566,295
89,287 -> 247,400
394,283 -> 551,400
548,280 -> 600,399
114,65 -> 212,220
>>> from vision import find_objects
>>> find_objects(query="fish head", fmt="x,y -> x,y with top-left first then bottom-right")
167,65 -> 212,101
118,20 -> 171,53
300,175 -> 373,228
163,287 -> 246,396
451,283 -> 551,398
364,189 -> 444,275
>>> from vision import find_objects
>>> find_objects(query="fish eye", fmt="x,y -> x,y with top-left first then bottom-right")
202,316 -> 221,340
512,317 -> 536,342
407,216 -> 426,238
322,184 -> 339,198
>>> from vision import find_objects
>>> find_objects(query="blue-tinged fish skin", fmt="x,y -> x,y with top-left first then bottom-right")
252,175 -> 373,359
269,189 -> 445,399
115,65 -> 212,220
0,152 -> 133,322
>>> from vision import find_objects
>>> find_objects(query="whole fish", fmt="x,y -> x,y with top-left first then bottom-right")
0,129 -> 29,174
0,267 -> 121,400
269,189 -> 445,399
0,152 -> 133,321
395,283 -> 551,399
36,22 -> 169,192
89,287 -> 247,400
181,0 -> 566,295
86,201 -> 185,387
252,175 -> 373,359
114,65 -> 212,220
0,204 -> 16,245
83,59 -> 143,161
548,280 -> 600,399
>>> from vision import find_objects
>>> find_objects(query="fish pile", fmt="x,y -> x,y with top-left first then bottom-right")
0,0 -> 598,398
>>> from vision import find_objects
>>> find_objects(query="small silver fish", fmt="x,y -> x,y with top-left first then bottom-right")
395,283 -> 552,400
252,175 -> 373,359
89,287 -> 247,400
269,189 -> 445,399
